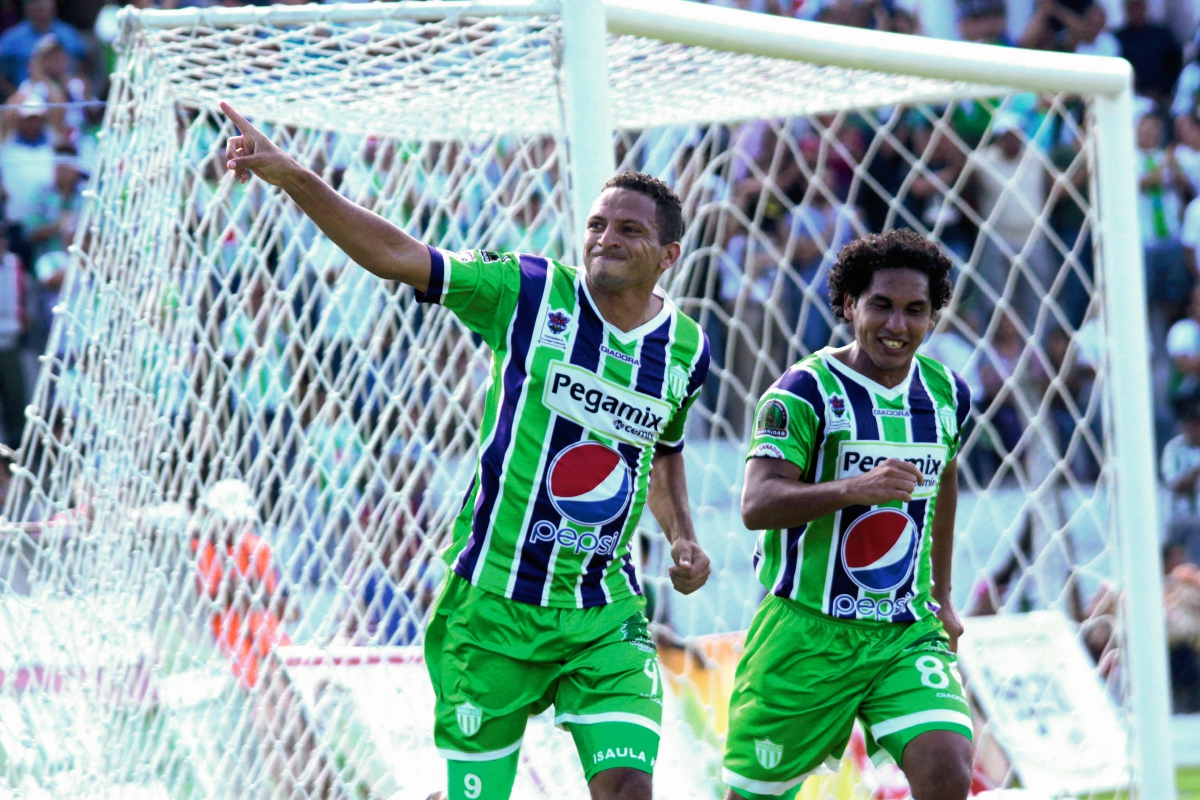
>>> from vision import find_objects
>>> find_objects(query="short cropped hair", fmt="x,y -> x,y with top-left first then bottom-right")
828,229 -> 953,321
603,171 -> 684,245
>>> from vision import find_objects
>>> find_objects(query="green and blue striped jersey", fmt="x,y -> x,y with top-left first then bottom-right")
418,247 -> 710,609
746,348 -> 969,623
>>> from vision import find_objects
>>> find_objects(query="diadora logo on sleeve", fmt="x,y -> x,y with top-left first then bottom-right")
835,440 -> 947,499
544,362 -> 673,446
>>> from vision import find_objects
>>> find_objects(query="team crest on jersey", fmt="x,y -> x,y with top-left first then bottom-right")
539,308 -> 572,349
668,365 -> 689,398
756,399 -> 788,439
827,394 -> 851,432
456,702 -> 482,737
547,441 -> 633,526
841,508 -> 920,593
755,739 -> 783,770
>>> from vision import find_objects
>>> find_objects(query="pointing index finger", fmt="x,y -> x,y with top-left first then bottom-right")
220,101 -> 260,137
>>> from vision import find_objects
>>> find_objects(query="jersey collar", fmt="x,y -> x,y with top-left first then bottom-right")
818,346 -> 916,400
578,272 -> 674,344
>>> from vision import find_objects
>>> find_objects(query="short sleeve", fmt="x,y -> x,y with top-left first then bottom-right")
746,387 -> 821,476
948,371 -> 972,461
657,332 -> 711,455
417,246 -> 522,351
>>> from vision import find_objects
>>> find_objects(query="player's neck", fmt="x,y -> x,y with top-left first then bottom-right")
585,275 -> 663,333
828,343 -> 912,389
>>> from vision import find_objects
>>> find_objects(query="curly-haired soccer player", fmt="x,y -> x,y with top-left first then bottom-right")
723,229 -> 973,800
220,104 -> 712,800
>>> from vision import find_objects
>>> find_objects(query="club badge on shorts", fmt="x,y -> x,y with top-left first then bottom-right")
456,702 -> 482,737
755,738 -> 783,769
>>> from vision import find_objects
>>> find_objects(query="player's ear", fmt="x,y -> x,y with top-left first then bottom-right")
658,241 -> 681,272
842,291 -> 856,322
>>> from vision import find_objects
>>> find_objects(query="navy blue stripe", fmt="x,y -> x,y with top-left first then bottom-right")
510,279 -> 606,604
773,525 -> 807,597
579,319 -> 673,607
827,363 -> 879,441
775,368 -> 826,477
686,332 -> 712,396
953,373 -> 971,430
452,255 -> 548,583
908,369 -> 939,444
828,505 -> 869,615
892,498 -> 927,622
413,245 -> 445,304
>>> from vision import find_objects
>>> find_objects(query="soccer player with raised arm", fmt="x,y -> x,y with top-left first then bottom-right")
220,103 -> 712,800
722,230 -> 973,800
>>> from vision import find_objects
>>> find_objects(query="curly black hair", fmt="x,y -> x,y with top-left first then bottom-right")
602,171 -> 684,245
828,229 -> 953,321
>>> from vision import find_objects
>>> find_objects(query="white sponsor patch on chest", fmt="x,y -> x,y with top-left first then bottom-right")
836,440 -> 948,500
543,361 -> 673,447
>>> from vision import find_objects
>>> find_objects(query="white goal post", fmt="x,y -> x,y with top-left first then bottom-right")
0,0 -> 1172,798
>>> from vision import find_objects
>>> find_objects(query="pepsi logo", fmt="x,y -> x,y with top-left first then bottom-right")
840,509 -> 919,593
547,442 -> 633,526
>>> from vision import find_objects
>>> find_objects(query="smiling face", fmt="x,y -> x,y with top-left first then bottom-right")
582,188 -> 679,293
842,268 -> 936,385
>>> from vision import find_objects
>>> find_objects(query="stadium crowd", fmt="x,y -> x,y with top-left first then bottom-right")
6,0 -> 1200,711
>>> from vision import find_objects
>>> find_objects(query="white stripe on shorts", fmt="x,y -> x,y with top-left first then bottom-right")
437,737 -> 523,762
553,711 -> 661,735
870,709 -> 973,740
721,764 -> 829,797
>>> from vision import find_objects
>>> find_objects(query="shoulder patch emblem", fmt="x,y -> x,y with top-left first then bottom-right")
751,442 -> 785,459
756,399 -> 788,439
480,250 -> 501,263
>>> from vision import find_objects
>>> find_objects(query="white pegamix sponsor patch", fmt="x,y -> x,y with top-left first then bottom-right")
543,361 -> 674,447
835,440 -> 948,500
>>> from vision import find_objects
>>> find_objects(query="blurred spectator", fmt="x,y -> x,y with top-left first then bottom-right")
1019,0 -> 1117,54
956,0 -> 1011,44
1114,0 -> 1182,104
1165,544 -> 1200,712
1163,392 -> 1200,566
18,33 -> 96,144
0,228 -> 25,450
28,146 -> 82,262
0,94 -> 55,267
1137,112 -> 1190,331
1183,189 -> 1200,280
0,0 -> 85,95
1069,4 -> 1118,55
1167,287 -> 1200,401
965,110 -> 1051,325
191,479 -> 290,689
1174,112 -> 1200,198
1174,37 -> 1200,120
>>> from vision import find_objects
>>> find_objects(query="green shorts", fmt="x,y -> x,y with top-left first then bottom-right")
424,571 -> 663,792
723,595 -> 973,800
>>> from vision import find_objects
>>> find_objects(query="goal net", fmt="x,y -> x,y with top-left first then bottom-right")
0,1 -> 1167,798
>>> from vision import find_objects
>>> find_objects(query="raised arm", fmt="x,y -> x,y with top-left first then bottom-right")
220,102 -> 432,291
647,450 -> 711,595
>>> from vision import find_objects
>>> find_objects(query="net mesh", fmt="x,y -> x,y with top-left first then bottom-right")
0,4 -> 1128,799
